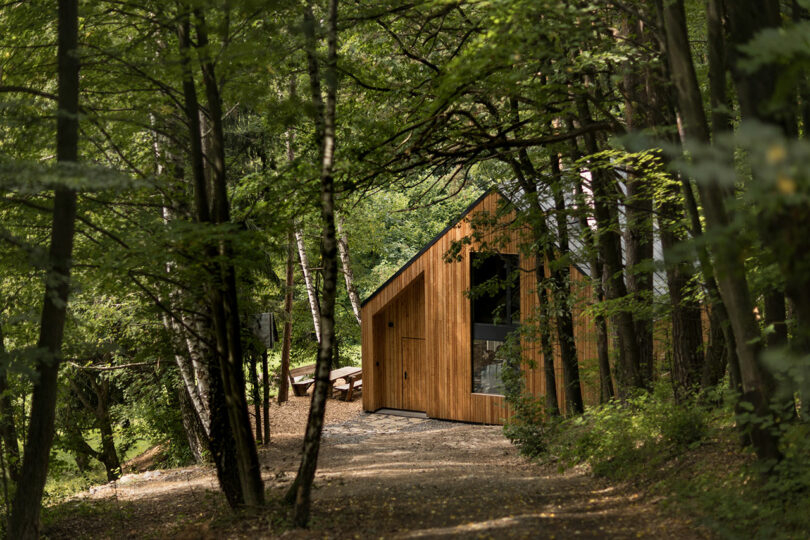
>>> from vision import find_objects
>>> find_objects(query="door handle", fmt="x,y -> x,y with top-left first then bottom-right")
404,371 -> 407,380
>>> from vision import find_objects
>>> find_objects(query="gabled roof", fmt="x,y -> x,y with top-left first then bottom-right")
361,181 -> 668,310
361,188 -> 496,307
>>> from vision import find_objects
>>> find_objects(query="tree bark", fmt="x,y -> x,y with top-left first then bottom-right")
279,229 -> 295,404
287,0 -> 339,527
595,260 -> 614,402
248,352 -> 262,444
621,13 -> 656,386
573,160 -> 614,403
575,98 -> 644,394
67,374 -> 121,482
657,181 -> 705,400
725,2 -> 810,359
336,214 -> 362,325
509,167 -> 559,416
296,225 -> 322,344
178,384 -> 207,463
707,0 -> 733,136
0,323 -> 20,483
549,154 -> 583,415
262,348 -> 272,444
9,1 -> 79,536
177,13 -> 245,508
658,0 -> 781,462
195,8 -> 264,507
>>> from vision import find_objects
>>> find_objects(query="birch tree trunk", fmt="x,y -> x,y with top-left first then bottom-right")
336,214 -> 362,325
9,1 -> 79,536
287,0 -> 339,527
296,226 -> 322,343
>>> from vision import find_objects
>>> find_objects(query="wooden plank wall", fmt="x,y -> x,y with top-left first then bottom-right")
361,191 -> 602,424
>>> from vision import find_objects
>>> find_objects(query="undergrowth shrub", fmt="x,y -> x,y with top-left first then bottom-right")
500,333 -> 556,457
503,374 -> 709,478
670,418 -> 810,540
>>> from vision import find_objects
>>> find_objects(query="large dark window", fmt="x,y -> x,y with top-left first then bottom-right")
471,252 -> 520,395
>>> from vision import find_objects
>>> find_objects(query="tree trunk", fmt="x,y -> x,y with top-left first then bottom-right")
707,0 -> 733,136
336,214 -> 362,325
97,413 -> 121,482
178,385 -> 208,463
248,352 -> 262,444
574,172 -> 614,403
549,154 -> 583,415
623,175 -> 655,386
9,1 -> 79,536
196,8 -> 264,507
576,98 -> 643,394
680,161 -> 740,391
595,260 -> 614,402
296,226 -> 322,344
621,13 -> 656,386
287,0 -> 339,527
537,237 -> 560,417
163,311 -> 211,433
510,168 -> 559,417
725,1 -> 810,360
702,306 -> 729,389
205,341 -> 244,507
0,323 -> 20,483
67,375 -> 121,482
657,183 -> 705,400
262,348 -> 271,443
658,0 -> 781,462
177,13 -> 245,508
279,229 -> 295,404
506,101 -> 561,415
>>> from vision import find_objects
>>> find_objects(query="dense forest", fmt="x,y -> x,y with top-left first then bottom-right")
1,0 -> 810,537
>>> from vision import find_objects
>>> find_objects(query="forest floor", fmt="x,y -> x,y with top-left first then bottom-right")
43,396 -> 706,539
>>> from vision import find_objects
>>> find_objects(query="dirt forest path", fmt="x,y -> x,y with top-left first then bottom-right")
45,397 -> 704,539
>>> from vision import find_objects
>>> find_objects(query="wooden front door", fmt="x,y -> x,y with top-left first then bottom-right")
401,337 -> 426,412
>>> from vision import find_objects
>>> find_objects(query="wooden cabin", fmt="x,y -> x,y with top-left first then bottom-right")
360,190 -> 600,424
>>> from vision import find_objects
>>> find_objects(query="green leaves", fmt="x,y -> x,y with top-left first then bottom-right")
0,161 -> 142,193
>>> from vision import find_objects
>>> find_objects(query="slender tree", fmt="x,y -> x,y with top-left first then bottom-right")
286,0 -> 340,527
9,0 -> 80,536
657,0 -> 781,461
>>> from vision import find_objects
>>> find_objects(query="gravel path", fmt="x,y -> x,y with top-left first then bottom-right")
44,396 -> 705,539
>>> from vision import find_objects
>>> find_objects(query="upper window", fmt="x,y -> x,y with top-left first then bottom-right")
470,252 -> 520,395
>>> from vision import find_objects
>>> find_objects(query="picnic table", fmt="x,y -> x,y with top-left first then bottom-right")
329,366 -> 361,383
288,364 -> 362,400
331,367 -> 362,401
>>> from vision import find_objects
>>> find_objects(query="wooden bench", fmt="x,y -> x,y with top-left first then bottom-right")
333,372 -> 362,401
288,364 -> 316,396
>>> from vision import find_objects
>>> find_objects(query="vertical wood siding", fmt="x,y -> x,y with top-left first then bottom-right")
361,192 -> 601,424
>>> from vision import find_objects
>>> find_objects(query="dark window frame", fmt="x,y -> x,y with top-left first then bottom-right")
470,252 -> 520,395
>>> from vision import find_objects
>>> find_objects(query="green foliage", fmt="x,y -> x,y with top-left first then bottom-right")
552,386 -> 707,478
504,381 -> 710,478
499,333 -> 555,458
666,419 -> 810,540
